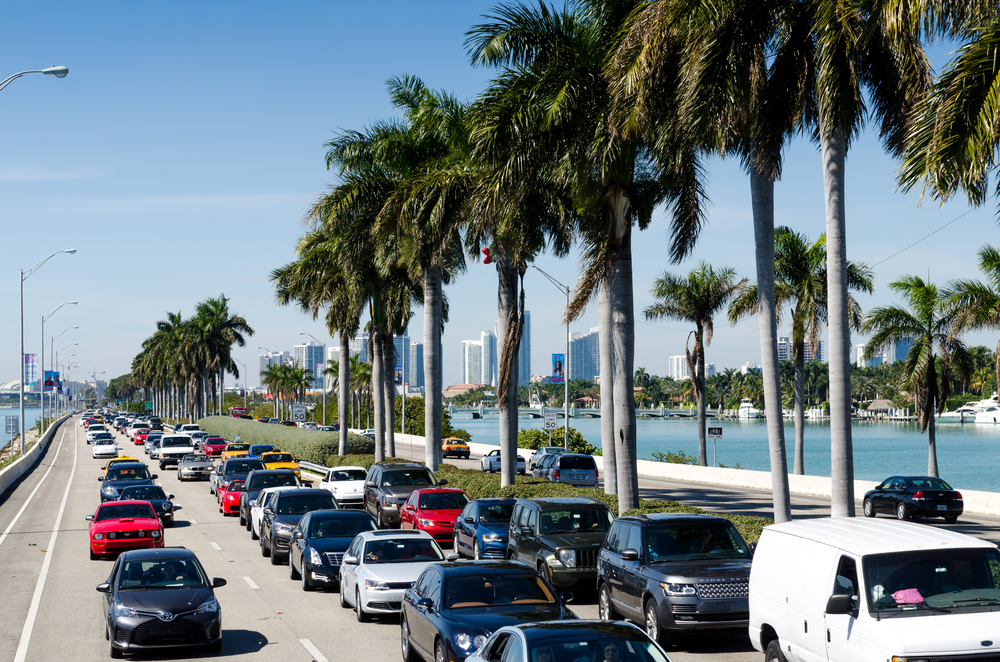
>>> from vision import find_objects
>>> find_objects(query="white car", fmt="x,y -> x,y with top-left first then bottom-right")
339,530 -> 445,621
188,431 -> 209,448
250,486 -> 299,540
85,424 -> 110,444
91,438 -> 119,459
480,449 -> 526,475
319,466 -> 368,508
299,421 -> 319,430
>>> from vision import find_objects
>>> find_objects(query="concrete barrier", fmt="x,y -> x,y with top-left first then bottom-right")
0,414 -> 72,496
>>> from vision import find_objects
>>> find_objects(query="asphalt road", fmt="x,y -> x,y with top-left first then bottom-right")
0,419 -> 997,662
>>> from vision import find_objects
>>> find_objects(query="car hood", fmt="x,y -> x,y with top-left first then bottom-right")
308,538 -> 355,553
118,587 -> 214,613
381,486 -> 421,499
441,603 -> 572,634
365,560 -> 439,583
274,514 -> 305,527
92,517 -> 161,532
223,472 -> 252,483
263,462 -> 299,471
478,522 -> 511,535
873,610 -> 1000,655
541,531 -> 608,548
645,558 -> 751,581
418,508 -> 464,520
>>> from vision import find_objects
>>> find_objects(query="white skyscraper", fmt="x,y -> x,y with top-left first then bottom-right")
668,355 -> 690,380
293,341 -> 326,389
461,331 -> 497,385
566,327 -> 600,382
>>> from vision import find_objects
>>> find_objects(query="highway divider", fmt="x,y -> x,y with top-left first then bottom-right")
0,413 -> 72,496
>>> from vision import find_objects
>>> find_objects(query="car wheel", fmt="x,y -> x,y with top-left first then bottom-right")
453,532 -> 462,557
896,502 -> 908,521
401,614 -> 419,662
289,557 -> 301,579
340,583 -> 351,608
301,567 -> 314,592
435,638 -> 447,662
863,498 -> 875,518
90,547 -> 100,561
473,540 -> 482,561
270,548 -> 281,566
177,473 -> 185,482
209,483 -> 215,495
261,535 -> 271,558
765,639 -> 788,662
239,511 -> 247,527
598,583 -> 616,620
945,515 -> 959,524
250,522 -> 259,541
108,623 -> 123,658
356,589 -> 368,622
644,600 -> 665,645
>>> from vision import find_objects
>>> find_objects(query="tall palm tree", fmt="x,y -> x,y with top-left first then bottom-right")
862,276 -> 972,476
644,262 -> 744,465
194,294 -> 254,416
944,245 -> 1000,396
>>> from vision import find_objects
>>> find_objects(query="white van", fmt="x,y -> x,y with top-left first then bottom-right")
749,518 -> 1000,661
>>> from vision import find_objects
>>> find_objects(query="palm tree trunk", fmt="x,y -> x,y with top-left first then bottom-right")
794,339 -> 806,475
750,165 -> 792,523
612,227 -> 638,514
696,336 -> 707,466
497,255 -> 519,488
383,334 -> 396,458
927,404 -> 938,476
339,334 -> 349,455
823,128 -> 855,517
424,265 -> 443,471
599,280 -> 617,495
372,327 -> 386,462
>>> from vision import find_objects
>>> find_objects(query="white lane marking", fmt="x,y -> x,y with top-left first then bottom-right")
242,576 -> 260,589
13,419 -> 78,662
210,542 -> 221,551
0,421 -> 69,549
189,519 -> 197,525
299,639 -> 330,662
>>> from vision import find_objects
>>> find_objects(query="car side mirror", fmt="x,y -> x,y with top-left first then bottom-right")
263,508 -> 273,516
150,474 -> 158,480
620,549 -> 639,562
825,593 -> 857,615
292,530 -> 303,540
447,553 -> 460,562
212,577 -> 227,588
464,517 -> 475,523
343,554 -> 358,565
168,495 -> 175,500
520,526 -> 533,537
85,515 -> 94,521
96,582 -> 111,593
416,597 -> 433,609
405,504 -> 415,511
97,476 -> 104,481
560,591 -> 574,604
437,479 -> 448,486
249,500 -> 258,508
365,481 -> 376,488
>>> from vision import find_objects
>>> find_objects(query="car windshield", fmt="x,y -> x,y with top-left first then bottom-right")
539,508 -> 613,534
226,460 -> 264,474
224,480 -> 244,492
560,456 -> 597,470
907,477 -> 953,490
250,445 -> 276,454
527,633 -> 670,662
381,470 -> 435,487
864,548 -> 1000,616
419,492 -> 469,511
480,503 -> 515,524
96,503 -> 156,521
253,474 -> 299,490
644,521 -> 751,562
276,493 -> 335,515
119,486 -> 167,500
205,437 -> 224,444
181,454 -> 208,462
105,467 -> 151,481
263,453 -> 295,463
363,538 -> 444,563
328,469 -> 366,482
95,438 -> 115,446
308,516 -> 377,538
227,443 -> 250,452
444,572 -> 555,608
161,438 -> 190,448
118,558 -> 206,590
93,433 -> 114,440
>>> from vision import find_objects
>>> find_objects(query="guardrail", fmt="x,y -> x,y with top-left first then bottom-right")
0,413 -> 72,495
298,461 -> 327,481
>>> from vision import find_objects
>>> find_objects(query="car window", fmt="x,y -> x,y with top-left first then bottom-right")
560,456 -> 597,470
834,555 -> 859,598
484,634 -> 512,662
527,509 -> 537,532
626,524 -> 643,555
501,636 -> 525,662
891,478 -> 906,490
363,538 -> 444,563
226,460 -> 264,474
225,480 -> 245,492
480,502 -> 514,524
910,477 -> 953,490
329,469 -> 367,481
120,486 -> 166,500
426,568 -> 443,604
252,474 -> 299,490
381,469 -> 435,487
263,453 -> 295,463
539,508 -> 613,534
645,521 -> 750,562
419,492 -> 469,511
105,466 -> 152,481
308,516 -> 377,538
227,443 -> 250,452
517,506 -> 530,529
347,536 -> 363,558
119,558 -> 206,589
444,572 -> 555,608
276,493 -> 335,515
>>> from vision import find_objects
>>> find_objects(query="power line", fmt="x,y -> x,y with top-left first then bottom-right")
871,208 -> 976,268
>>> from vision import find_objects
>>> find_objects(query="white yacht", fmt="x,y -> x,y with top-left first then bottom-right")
937,404 -> 979,423
975,406 -> 1000,424
737,398 -> 761,419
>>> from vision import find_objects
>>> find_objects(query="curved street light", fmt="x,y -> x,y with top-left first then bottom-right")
0,66 -> 69,94
40,302 -> 77,429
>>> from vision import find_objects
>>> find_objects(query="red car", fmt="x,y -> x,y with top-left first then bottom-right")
83,418 -> 97,429
399,487 -> 471,542
202,435 -> 227,457
133,428 -> 151,445
86,500 -> 164,560
218,479 -> 244,515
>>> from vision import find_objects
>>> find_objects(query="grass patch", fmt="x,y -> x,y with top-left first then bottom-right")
198,416 -> 373,464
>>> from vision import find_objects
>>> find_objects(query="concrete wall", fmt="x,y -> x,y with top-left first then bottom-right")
0,414 -> 72,496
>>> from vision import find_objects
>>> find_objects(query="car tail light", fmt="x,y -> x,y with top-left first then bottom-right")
553,469 -> 560,481
956,492 -> 963,500
912,491 -> 925,500
595,469 -> 599,479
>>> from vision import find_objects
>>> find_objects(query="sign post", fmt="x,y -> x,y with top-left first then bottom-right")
292,403 -> 307,424
144,400 -> 153,412
5,416 -> 18,451
544,412 -> 558,444
708,426 -> 722,467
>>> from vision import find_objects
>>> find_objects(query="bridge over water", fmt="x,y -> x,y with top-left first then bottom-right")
448,404 -> 731,419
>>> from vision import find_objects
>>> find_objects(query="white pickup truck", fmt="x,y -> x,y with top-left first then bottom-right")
158,434 -> 197,470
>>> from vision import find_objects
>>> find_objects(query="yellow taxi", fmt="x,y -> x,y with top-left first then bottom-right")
221,442 -> 251,461
101,456 -> 141,479
441,437 -> 470,459
259,451 -> 300,477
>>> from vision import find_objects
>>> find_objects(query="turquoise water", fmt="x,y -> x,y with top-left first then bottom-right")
0,406 -> 44,448
448,413 -> 999,493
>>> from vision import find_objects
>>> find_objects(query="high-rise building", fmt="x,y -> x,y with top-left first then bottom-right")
778,337 -> 826,362
293,341 -> 326,389
741,362 -> 762,375
566,327 -> 599,382
348,334 -> 368,362
668,355 -> 689,380
461,331 -> 497,385
706,363 -> 716,378
408,342 -> 424,389
258,351 -> 290,384
855,343 -> 883,368
885,337 -> 912,364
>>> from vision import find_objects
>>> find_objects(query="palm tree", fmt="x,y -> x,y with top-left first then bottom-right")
862,276 -> 972,476
644,262 -> 744,465
194,295 -> 254,417
944,245 -> 1000,398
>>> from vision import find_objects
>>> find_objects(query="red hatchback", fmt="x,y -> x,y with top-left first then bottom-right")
218,479 -> 244,515
133,428 -> 151,445
399,487 -> 471,542
202,435 -> 227,457
86,500 -> 164,560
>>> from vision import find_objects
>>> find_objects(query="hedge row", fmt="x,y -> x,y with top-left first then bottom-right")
197,416 -> 374,464
310,454 -> 772,542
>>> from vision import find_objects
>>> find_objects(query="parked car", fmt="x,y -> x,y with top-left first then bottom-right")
247,444 -> 278,459
863,475 -> 964,523
218,479 -> 245,515
464,621 -> 673,662
401,561 -> 577,662
442,437 -> 470,459
528,446 -> 567,471
209,458 -> 266,495
201,435 -> 228,457
115,484 -> 176,528
87,500 -> 164,559
749,518 -> 1000,662
288,510 -> 378,591
239,468 -> 302,528
400,488 -> 471,543
339,529 -> 444,621
97,547 -> 225,657
92,437 -> 119,459
177,453 -> 215,482
364,462 -> 449,528
260,488 -> 337,564
319,465 -> 368,508
480,449 -> 526,475
597,514 -> 753,644
99,463 -> 158,502
533,453 -> 599,487
453,498 -> 517,560
507,497 -> 615,588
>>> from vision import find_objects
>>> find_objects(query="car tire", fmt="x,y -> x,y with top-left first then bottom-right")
177,473 -> 185,482
240,511 -> 247,528
474,540 -> 482,561
765,639 -> 787,662
598,583 -> 616,620
301,567 -> 314,592
164,517 -> 173,528
90,547 -> 100,561
401,614 -> 419,662
356,589 -> 368,622
645,600 -> 665,646
270,548 -> 281,565
209,483 -> 215,496
946,515 -> 959,524
261,535 -> 271,558
435,638 -> 447,662
158,462 -> 165,471
340,584 -> 351,608
250,523 -> 259,541
207,639 -> 222,654
377,506 -> 386,529
896,502 -> 908,521
290,559 -> 301,580
108,623 -> 123,658
863,498 -> 875,518
453,532 -> 462,557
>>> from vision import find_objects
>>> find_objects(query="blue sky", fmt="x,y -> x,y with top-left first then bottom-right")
0,1 -> 996,389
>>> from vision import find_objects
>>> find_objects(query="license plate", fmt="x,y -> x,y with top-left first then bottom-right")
571,474 -> 584,480
937,505 -> 948,511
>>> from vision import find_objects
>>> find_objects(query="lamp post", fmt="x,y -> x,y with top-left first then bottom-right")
51,326 -> 78,421
40,303 -> 77,430
0,65 -> 69,93
55,345 -> 77,418
62,359 -> 77,414
258,346 -> 275,419
299,332 -> 325,425
19,249 -> 76,453
531,265 -> 571,451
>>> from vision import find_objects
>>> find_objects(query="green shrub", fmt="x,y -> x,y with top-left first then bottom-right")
197,416 -> 370,464
517,426 -> 596,455
648,450 -> 698,465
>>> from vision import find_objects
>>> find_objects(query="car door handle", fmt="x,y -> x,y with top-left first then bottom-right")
827,629 -> 831,643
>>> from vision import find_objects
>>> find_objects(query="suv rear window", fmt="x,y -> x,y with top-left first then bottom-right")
226,459 -> 265,474
560,456 -> 597,470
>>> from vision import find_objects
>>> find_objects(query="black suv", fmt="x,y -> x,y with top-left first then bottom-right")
506,497 -> 614,588
363,462 -> 448,528
260,488 -> 337,565
239,469 -> 302,528
147,416 -> 163,431
596,513 -> 753,645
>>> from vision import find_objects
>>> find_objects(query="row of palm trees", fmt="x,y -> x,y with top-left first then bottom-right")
129,295 -> 254,422
259,362 -> 313,422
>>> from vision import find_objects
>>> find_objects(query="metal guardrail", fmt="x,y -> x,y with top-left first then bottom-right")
298,461 -> 327,481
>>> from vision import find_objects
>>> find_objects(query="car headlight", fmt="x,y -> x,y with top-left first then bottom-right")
151,530 -> 161,538
660,582 -> 697,596
309,548 -> 323,566
225,494 -> 237,501
274,522 -> 293,534
163,501 -> 173,511
195,596 -> 218,614
113,601 -> 138,618
93,533 -> 104,540
418,519 -> 435,527
455,633 -> 487,650
102,486 -> 118,496
365,579 -> 390,590
482,533 -> 501,542
559,549 -> 577,568
108,532 -> 117,539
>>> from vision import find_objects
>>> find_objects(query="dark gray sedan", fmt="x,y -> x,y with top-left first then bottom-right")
117,484 -> 176,527
177,453 -> 214,482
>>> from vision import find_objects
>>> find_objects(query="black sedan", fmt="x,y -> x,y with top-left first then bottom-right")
400,561 -> 576,662
99,463 -> 158,502
260,488 -> 338,564
97,547 -> 226,658
863,475 -> 964,523
288,510 -> 377,591
116,485 -> 176,527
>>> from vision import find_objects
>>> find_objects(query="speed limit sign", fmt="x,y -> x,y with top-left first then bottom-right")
543,412 -> 558,430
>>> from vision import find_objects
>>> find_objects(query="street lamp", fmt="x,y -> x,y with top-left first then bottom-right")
55,344 -> 77,419
234,359 -> 248,412
40,302 -> 77,430
300,332 -> 326,425
19,249 -> 76,453
0,66 -> 69,93
531,265 -> 571,451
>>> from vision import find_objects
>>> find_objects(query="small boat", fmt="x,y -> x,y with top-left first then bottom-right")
975,407 -> 1000,424
737,398 -> 761,419
936,405 -> 979,423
